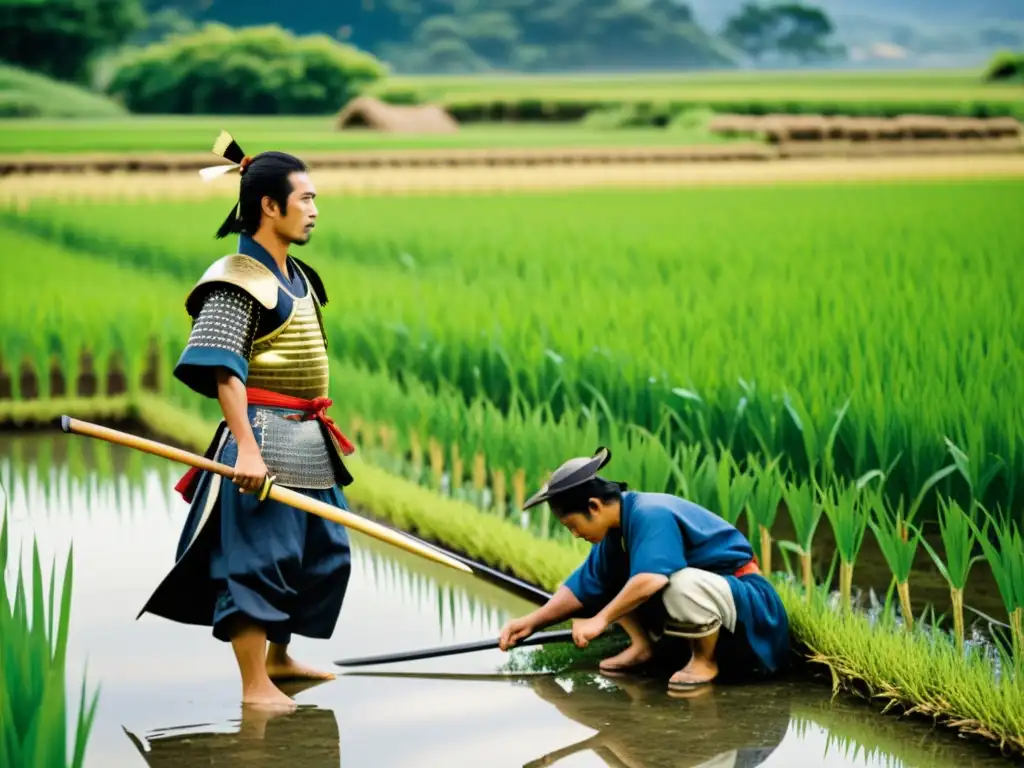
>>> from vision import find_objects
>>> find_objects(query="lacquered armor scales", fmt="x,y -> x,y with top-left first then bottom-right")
182,253 -> 338,489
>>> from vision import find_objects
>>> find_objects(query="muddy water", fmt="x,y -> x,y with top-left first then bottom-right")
0,434 -> 1015,768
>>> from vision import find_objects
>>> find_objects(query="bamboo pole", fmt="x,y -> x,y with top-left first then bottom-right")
60,415 -> 472,575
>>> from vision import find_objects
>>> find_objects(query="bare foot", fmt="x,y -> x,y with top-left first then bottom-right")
599,641 -> 654,673
266,653 -> 336,682
668,657 -> 718,687
242,679 -> 296,710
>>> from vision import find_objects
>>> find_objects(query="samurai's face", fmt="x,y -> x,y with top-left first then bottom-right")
266,171 -> 318,245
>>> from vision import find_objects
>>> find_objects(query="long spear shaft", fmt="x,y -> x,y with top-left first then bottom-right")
59,415 -> 472,576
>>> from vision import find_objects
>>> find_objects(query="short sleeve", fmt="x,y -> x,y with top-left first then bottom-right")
563,537 -> 627,612
627,505 -> 687,578
173,286 -> 257,399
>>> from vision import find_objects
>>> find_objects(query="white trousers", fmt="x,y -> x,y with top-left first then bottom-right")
660,568 -> 737,638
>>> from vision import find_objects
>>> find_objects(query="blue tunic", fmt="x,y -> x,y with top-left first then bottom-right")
563,491 -> 790,677
138,235 -> 352,645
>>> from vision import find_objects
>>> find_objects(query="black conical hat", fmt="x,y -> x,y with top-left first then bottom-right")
522,447 -> 612,510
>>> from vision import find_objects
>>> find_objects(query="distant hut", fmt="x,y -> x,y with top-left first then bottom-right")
335,96 -> 459,134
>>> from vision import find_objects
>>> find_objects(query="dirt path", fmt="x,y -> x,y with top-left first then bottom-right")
2,154 -> 1022,204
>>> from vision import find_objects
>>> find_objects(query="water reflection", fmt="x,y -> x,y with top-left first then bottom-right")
1,434 -> 1017,768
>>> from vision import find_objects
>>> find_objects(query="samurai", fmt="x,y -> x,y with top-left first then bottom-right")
138,132 -> 356,710
498,448 -> 791,692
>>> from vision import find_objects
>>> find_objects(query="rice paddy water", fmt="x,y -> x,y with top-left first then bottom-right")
1,434 -> 1016,768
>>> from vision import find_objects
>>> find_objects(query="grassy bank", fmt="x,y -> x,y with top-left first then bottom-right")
5,392 -> 1021,757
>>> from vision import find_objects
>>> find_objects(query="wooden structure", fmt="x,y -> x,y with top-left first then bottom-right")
335,96 -> 460,134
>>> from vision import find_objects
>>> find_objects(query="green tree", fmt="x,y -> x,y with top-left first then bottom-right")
721,2 -> 843,63
105,23 -> 387,114
0,0 -> 145,83
721,2 -> 779,61
773,3 -> 841,62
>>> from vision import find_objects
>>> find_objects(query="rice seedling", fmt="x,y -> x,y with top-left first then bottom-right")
779,478 -> 822,600
818,476 -> 874,613
744,454 -> 784,574
0,488 -> 100,768
968,505 -> 1024,671
868,496 -> 924,632
920,497 -> 985,655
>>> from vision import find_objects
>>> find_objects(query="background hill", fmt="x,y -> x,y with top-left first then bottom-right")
138,0 -> 1024,72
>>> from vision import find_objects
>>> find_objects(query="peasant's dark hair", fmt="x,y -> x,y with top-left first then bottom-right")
210,132 -> 308,239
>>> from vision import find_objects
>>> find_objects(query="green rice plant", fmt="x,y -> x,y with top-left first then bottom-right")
919,497 -> 985,654
711,448 -> 755,526
744,454 -> 784,574
779,478 -> 822,600
818,475 -> 875,613
0,490 -> 100,768
670,443 -> 718,509
784,578 -> 1024,755
968,505 -> 1024,670
868,496 -> 924,632
4,178 -> 1021,521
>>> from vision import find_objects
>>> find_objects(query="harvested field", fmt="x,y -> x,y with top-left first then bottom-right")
3,154 -> 1024,202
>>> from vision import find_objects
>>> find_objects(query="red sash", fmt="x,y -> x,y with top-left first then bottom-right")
734,556 -> 761,578
173,387 -> 355,502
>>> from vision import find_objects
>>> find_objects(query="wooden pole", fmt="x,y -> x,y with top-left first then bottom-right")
60,415 -> 473,576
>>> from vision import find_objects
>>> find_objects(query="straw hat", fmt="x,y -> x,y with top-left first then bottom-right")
522,447 -> 613,510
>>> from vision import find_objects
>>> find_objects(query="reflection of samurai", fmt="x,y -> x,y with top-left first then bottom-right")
523,674 -> 790,768
124,702 -> 340,768
139,132 -> 357,710
500,448 -> 790,693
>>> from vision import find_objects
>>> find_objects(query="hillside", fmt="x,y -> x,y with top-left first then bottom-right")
0,64 -> 127,118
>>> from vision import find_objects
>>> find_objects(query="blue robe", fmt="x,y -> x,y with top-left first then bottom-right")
138,235 -> 352,645
562,491 -> 790,678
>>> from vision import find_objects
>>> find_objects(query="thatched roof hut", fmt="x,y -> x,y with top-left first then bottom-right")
335,96 -> 459,134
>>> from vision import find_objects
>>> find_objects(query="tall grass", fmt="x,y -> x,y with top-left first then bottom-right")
0,487 -> 99,768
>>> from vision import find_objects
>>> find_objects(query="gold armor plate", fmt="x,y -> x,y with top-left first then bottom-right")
246,264 -> 330,400
185,254 -> 280,317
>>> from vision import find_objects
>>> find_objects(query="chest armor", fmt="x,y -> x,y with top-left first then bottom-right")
245,281 -> 339,489
246,290 -> 330,400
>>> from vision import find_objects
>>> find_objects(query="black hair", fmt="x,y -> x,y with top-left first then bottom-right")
549,476 -> 627,518
212,133 -> 308,239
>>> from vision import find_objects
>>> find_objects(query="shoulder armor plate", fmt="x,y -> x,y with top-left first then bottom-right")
185,254 -> 279,317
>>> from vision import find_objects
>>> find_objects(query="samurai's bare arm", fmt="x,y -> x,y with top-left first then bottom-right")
216,369 -> 266,493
